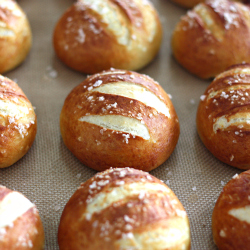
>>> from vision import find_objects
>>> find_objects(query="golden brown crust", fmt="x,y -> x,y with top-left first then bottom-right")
170,0 -> 248,9
0,186 -> 45,249
212,170 -> 250,250
0,75 -> 37,168
58,168 -> 191,250
0,0 -> 32,74
53,0 -> 162,74
172,0 -> 250,79
196,63 -> 250,169
60,69 -> 180,171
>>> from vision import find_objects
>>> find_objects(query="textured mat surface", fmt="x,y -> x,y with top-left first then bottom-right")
0,0 -> 242,249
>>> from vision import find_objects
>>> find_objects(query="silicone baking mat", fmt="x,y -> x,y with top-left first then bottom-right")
0,0 -> 241,249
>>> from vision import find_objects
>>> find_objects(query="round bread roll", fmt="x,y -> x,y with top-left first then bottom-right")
196,63 -> 250,169
0,75 -> 37,168
212,170 -> 250,250
170,0 -> 248,9
0,0 -> 32,74
60,69 -> 180,171
0,186 -> 44,249
171,0 -> 250,79
53,0 -> 162,74
58,167 -> 191,250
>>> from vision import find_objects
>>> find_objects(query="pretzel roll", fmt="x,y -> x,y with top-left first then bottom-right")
0,186 -> 44,249
212,170 -> 250,250
58,167 -> 191,250
196,63 -> 250,169
170,0 -> 248,9
0,0 -> 32,74
53,0 -> 162,74
0,75 -> 37,168
60,69 -> 179,171
172,0 -> 250,79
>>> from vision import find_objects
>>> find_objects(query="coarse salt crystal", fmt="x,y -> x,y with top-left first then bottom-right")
89,181 -> 97,189
230,155 -> 234,161
122,232 -> 134,239
138,192 -> 145,199
97,180 -> 109,186
127,203 -> 133,208
76,29 -> 85,43
220,230 -> 226,238
232,173 -> 238,179
124,215 -> 133,222
93,80 -> 103,87
54,205 -> 61,212
146,175 -> 152,181
49,70 -> 58,78
119,170 -> 127,178
85,213 -> 92,221
122,134 -> 130,144
115,230 -> 121,235
92,221 -> 98,228
200,95 -> 206,101
116,180 -> 125,185
125,224 -> 133,231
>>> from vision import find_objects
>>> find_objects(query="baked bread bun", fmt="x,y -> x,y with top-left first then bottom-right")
53,0 -> 162,74
0,186 -> 44,249
170,0 -> 248,9
171,0 -> 250,79
196,63 -> 250,169
212,170 -> 250,250
60,69 -> 180,171
0,75 -> 37,168
58,167 -> 191,250
0,0 -> 32,73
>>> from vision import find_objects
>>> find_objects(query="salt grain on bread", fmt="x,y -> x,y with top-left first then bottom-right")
0,186 -> 44,249
170,0 -> 248,9
196,63 -> 250,169
171,0 -> 250,79
60,69 -> 180,171
0,75 -> 37,168
58,167 -> 191,250
212,170 -> 250,250
0,0 -> 32,73
53,0 -> 162,74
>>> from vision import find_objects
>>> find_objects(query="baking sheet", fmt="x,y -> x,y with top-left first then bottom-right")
0,0 -> 242,249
